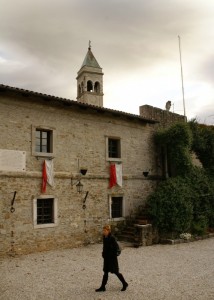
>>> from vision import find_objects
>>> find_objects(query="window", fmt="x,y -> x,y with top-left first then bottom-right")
32,125 -> 55,158
109,196 -> 124,220
33,196 -> 58,228
37,198 -> 53,224
36,129 -> 51,153
108,138 -> 121,159
94,81 -> 100,93
87,80 -> 93,92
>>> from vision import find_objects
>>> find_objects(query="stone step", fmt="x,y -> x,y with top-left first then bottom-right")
115,215 -> 153,246
117,234 -> 136,243
118,241 -> 134,248
136,214 -> 149,218
118,238 -> 136,244
119,233 -> 135,239
117,231 -> 135,238
136,219 -> 149,225
121,228 -> 136,234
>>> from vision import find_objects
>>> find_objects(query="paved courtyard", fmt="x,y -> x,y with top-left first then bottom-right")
0,238 -> 214,300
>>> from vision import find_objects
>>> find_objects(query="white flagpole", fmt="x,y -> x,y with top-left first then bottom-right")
178,35 -> 186,117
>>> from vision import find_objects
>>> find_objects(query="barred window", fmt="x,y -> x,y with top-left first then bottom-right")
111,196 -> 123,218
33,196 -> 58,229
37,198 -> 54,224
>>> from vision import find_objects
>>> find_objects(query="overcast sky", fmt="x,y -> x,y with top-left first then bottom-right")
0,0 -> 214,124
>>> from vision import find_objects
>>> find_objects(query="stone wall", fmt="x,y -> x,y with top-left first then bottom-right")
0,91 -> 159,256
140,105 -> 186,128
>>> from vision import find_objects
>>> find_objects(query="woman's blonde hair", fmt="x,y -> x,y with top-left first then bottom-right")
103,225 -> 111,232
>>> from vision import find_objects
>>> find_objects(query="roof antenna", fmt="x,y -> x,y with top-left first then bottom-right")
178,35 -> 186,117
88,40 -> 91,50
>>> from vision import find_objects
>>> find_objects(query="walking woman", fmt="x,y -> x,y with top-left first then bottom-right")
95,225 -> 128,292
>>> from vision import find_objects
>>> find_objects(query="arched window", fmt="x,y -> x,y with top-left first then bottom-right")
94,81 -> 100,93
87,80 -> 93,92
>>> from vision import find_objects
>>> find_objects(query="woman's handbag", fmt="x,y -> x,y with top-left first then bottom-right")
116,240 -> 122,256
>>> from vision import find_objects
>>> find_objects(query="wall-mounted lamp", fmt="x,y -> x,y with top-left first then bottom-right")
76,181 -> 84,193
71,169 -> 89,208
72,168 -> 88,193
72,180 -> 89,208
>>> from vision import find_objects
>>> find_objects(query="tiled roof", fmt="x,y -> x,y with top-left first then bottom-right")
81,48 -> 101,69
0,84 -> 158,124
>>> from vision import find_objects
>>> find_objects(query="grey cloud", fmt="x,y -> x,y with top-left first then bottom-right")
0,0 -> 214,121
194,105 -> 214,125
197,57 -> 214,83
0,0 -> 204,65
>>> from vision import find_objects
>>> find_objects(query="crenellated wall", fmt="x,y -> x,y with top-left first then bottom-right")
140,105 -> 186,128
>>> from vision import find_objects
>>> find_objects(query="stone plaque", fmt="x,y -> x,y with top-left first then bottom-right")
0,149 -> 26,171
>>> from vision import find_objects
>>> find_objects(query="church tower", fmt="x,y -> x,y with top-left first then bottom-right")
76,42 -> 104,107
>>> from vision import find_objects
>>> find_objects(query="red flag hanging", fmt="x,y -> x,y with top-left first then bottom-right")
109,164 -> 117,188
42,161 -> 47,193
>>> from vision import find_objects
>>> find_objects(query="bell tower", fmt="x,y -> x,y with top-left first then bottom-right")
76,42 -> 104,107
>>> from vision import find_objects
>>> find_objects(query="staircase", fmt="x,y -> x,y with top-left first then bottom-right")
115,205 -> 153,247
116,225 -> 136,244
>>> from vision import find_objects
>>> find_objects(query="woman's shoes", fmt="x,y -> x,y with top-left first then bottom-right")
121,282 -> 128,291
95,286 -> 106,292
95,283 -> 128,292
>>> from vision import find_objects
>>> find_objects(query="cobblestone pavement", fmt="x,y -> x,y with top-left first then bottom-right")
0,238 -> 214,300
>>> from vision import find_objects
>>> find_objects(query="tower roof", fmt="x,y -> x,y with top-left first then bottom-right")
81,45 -> 101,69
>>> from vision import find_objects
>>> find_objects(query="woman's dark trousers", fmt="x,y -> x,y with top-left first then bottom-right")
96,272 -> 128,292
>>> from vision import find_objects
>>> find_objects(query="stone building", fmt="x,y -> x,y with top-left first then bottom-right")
0,46 -> 185,257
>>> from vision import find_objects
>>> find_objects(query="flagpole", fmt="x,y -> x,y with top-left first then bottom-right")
178,35 -> 186,117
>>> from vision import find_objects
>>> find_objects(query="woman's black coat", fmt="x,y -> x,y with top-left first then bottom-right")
102,233 -> 119,274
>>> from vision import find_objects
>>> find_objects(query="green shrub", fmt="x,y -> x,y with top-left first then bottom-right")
184,167 -> 214,229
147,121 -> 214,237
191,216 -> 208,236
155,123 -> 193,176
189,120 -> 214,176
147,177 -> 193,236
147,169 -> 214,237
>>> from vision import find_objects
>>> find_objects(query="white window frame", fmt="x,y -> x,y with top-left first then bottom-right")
33,195 -> 58,229
106,136 -> 122,162
109,194 -> 125,221
32,125 -> 56,158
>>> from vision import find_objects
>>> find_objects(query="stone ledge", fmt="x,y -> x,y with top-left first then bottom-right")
160,233 -> 214,245
134,224 -> 152,228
